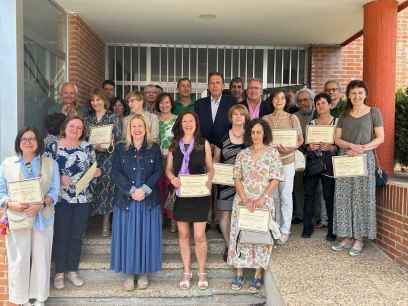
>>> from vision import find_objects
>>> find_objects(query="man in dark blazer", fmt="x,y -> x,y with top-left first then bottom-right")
195,72 -> 235,146
240,78 -> 272,119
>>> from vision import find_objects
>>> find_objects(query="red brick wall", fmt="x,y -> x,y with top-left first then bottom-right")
310,9 -> 408,93
396,9 -> 408,90
0,234 -> 7,306
376,182 -> 408,268
68,14 -> 105,106
310,37 -> 364,93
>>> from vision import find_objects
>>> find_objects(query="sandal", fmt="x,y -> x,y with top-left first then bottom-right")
179,272 -> 192,290
197,272 -> 209,290
249,277 -> 263,293
331,239 -> 353,252
231,275 -> 244,291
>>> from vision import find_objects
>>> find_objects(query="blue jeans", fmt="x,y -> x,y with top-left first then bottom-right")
54,202 -> 89,273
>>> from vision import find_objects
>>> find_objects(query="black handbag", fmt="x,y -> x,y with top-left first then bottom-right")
306,152 -> 326,176
370,109 -> 388,188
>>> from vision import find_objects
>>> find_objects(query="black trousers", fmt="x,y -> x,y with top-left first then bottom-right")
303,173 -> 335,236
54,202 -> 90,273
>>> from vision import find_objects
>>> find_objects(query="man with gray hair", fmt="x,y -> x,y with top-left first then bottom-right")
48,82 -> 87,117
292,87 -> 315,225
324,80 -> 346,118
143,84 -> 163,113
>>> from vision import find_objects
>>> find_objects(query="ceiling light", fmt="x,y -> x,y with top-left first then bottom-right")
198,14 -> 216,20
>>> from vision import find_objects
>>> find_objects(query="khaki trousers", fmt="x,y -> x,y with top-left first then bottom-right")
6,225 -> 53,304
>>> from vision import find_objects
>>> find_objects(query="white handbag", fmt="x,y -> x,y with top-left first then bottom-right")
295,150 -> 306,171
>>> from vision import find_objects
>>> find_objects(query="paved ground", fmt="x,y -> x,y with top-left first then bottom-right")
271,224 -> 408,305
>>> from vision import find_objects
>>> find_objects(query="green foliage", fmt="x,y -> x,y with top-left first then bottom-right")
395,88 -> 408,165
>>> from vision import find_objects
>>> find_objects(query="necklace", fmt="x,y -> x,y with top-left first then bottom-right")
230,129 -> 244,138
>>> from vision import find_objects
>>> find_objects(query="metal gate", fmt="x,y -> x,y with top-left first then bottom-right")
106,44 -> 308,100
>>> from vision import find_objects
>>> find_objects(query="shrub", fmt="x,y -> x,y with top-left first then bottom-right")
395,88 -> 408,165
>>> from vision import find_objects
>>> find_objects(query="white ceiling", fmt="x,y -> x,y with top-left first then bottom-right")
55,0 -> 388,46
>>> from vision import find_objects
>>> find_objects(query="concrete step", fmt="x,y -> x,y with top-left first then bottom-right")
46,295 -> 266,306
48,271 -> 265,305
82,230 -> 226,256
79,253 -> 231,272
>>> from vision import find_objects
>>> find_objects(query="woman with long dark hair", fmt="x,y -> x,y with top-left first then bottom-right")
166,111 -> 214,290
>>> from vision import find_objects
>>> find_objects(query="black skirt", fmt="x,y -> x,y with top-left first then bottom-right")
174,196 -> 211,222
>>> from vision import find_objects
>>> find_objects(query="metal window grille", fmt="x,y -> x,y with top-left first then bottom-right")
106,44 -> 308,100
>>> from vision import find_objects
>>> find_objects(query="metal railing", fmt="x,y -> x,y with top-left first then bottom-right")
106,44 -> 308,100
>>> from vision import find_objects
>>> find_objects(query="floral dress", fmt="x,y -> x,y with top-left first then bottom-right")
158,116 -> 177,156
227,145 -> 283,269
85,111 -> 121,215
45,141 -> 96,204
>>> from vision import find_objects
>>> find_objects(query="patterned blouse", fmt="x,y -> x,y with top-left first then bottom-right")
45,141 -> 96,204
159,116 -> 177,156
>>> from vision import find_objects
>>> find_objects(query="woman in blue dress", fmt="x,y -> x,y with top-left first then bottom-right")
111,114 -> 163,291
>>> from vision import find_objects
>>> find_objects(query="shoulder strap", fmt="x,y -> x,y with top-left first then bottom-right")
369,107 -> 381,168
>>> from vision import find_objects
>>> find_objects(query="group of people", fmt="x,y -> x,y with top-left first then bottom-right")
0,72 -> 384,306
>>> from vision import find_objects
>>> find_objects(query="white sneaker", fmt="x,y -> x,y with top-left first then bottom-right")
67,271 -> 85,287
277,233 -> 289,245
33,301 -> 45,306
54,272 -> 65,290
22,302 -> 32,306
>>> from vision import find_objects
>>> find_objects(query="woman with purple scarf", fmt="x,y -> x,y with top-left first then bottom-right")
166,111 -> 214,290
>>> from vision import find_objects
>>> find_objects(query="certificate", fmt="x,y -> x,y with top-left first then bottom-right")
332,154 -> 368,178
75,162 -> 97,195
8,177 -> 43,203
272,129 -> 297,147
89,124 -> 113,145
178,174 -> 210,198
212,163 -> 234,186
306,125 -> 335,144
238,207 -> 270,232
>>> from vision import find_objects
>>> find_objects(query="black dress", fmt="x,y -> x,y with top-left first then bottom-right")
173,140 -> 211,222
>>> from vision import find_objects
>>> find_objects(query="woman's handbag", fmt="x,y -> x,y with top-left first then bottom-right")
306,154 -> 326,176
238,206 -> 274,245
370,109 -> 388,187
7,209 -> 34,231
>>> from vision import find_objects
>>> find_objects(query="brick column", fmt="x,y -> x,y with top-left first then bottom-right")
363,0 -> 398,175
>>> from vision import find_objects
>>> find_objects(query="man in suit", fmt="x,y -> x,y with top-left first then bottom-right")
241,78 -> 272,119
195,72 -> 235,147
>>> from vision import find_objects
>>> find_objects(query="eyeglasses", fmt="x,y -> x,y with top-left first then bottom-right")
21,137 -> 37,143
298,98 -> 311,102
326,88 -> 338,92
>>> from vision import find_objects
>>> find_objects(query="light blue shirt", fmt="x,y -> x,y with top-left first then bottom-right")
210,95 -> 221,122
0,155 -> 60,231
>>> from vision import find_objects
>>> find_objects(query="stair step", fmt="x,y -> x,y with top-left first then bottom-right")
46,295 -> 266,306
49,272 -> 265,301
79,253 -> 230,271
82,230 -> 226,255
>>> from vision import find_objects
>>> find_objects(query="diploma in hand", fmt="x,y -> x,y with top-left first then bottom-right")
89,124 -> 113,145
178,174 -> 210,198
332,154 -> 368,178
238,207 -> 270,232
75,162 -> 97,195
306,125 -> 335,144
272,129 -> 297,147
212,163 -> 234,186
8,177 -> 43,204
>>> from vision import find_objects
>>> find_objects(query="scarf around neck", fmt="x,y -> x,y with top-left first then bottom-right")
176,138 -> 195,196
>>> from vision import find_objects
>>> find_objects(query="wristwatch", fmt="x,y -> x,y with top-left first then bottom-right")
263,193 -> 269,200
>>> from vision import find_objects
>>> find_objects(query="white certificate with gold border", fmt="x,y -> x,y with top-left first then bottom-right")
75,162 -> 97,195
8,177 -> 43,204
178,174 -> 210,198
212,163 -> 234,186
89,124 -> 113,145
306,125 -> 336,144
332,154 -> 368,178
272,129 -> 297,147
238,207 -> 270,232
